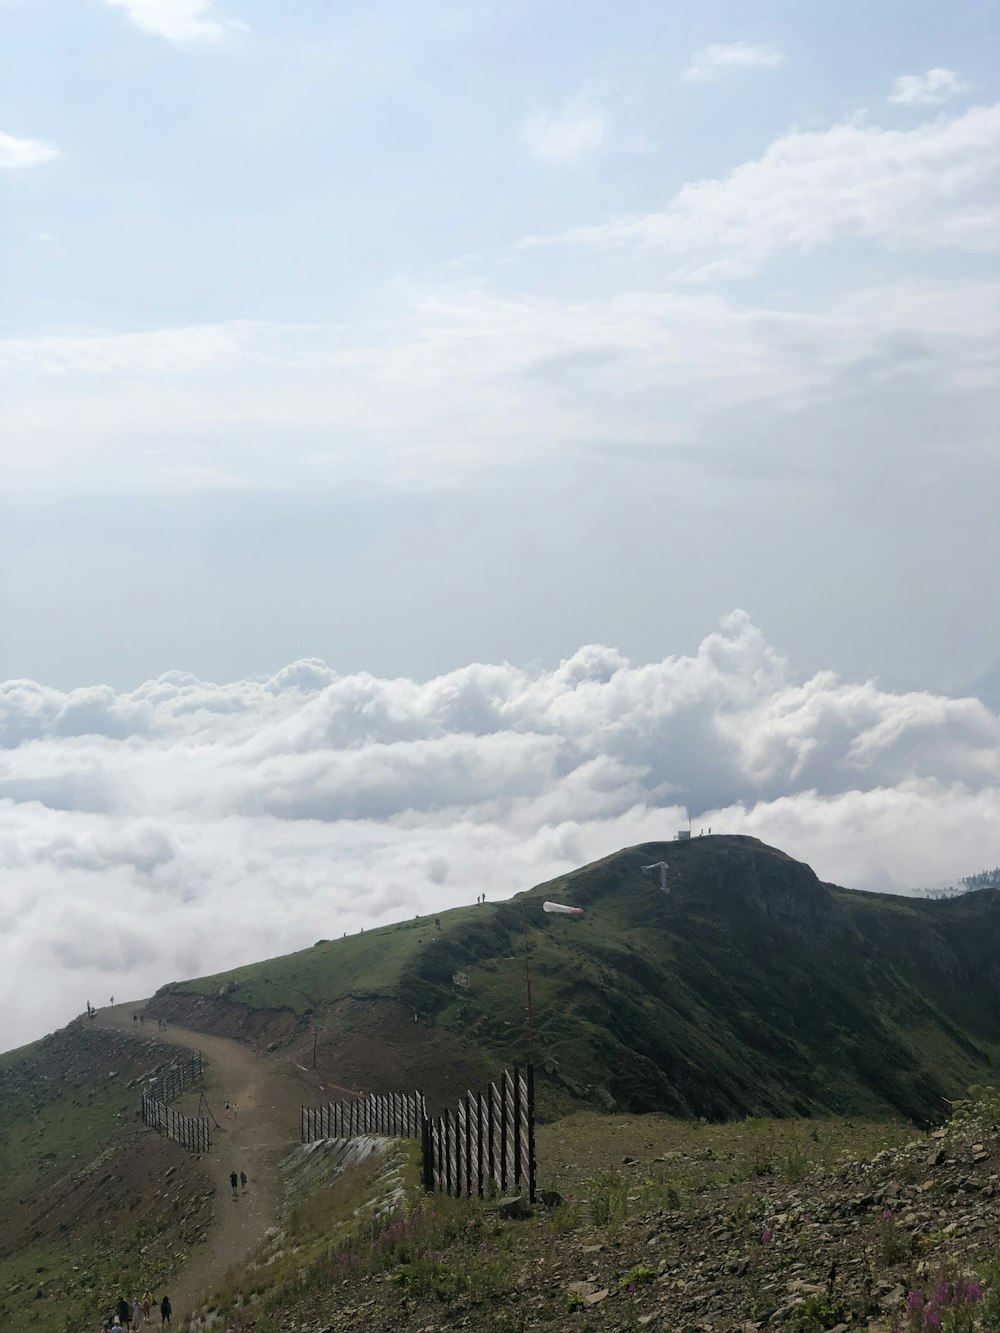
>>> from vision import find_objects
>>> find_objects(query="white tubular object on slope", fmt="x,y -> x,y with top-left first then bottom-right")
542,900 -> 584,917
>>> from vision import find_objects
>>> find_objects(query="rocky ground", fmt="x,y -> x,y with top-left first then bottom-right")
237,1092 -> 999,1333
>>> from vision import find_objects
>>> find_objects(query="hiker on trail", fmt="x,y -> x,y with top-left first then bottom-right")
240,1170 -> 247,1191
117,1296 -> 131,1326
133,1013 -> 138,1023
224,1101 -> 230,1117
230,1170 -> 239,1198
232,1101 -> 238,1116
142,1289 -> 154,1321
159,1294 -> 172,1325
110,995 -> 115,1005
132,1295 -> 142,1328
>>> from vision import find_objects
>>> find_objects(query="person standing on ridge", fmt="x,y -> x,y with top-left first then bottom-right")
230,1170 -> 239,1198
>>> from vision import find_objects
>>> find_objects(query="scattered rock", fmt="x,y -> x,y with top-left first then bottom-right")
498,1194 -> 531,1220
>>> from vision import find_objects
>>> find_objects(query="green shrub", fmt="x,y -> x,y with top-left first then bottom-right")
787,1293 -> 848,1332
586,1171 -> 630,1229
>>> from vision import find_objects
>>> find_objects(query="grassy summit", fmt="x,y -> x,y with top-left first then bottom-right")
157,836 -> 1000,1123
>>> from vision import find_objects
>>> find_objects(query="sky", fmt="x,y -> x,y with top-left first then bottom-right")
1,1 -> 998,1051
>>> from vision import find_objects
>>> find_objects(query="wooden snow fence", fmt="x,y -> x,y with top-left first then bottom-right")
422,1067 -> 535,1203
300,1066 -> 535,1204
300,1089 -> 427,1144
140,1051 -> 210,1154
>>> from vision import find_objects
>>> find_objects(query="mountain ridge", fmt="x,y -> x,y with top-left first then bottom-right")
141,834 -> 1000,1125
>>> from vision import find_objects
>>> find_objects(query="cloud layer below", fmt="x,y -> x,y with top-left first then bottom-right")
2,611 -> 997,1052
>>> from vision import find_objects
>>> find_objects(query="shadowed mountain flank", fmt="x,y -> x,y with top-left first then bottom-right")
147,836 -> 1000,1124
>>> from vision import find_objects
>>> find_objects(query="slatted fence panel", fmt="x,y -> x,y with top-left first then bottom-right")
141,1089 -> 210,1154
420,1067 -> 535,1203
301,1070 -> 535,1203
300,1090 -> 428,1144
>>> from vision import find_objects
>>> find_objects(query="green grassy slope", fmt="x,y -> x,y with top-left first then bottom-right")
0,1022 -> 213,1332
162,836 -> 1000,1123
173,906 -> 487,1014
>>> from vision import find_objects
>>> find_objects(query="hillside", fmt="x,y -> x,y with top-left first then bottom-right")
0,1022 -> 215,1330
149,835 -> 1000,1125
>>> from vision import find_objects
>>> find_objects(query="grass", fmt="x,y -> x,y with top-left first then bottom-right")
161,836 -> 1000,1130
535,1108 -> 916,1204
175,904 -> 490,1016
0,1024 -> 209,1332
104,1090 -> 1000,1333
200,1138 -> 519,1331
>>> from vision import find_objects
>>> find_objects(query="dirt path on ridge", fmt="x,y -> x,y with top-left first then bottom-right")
97,1004 -> 306,1328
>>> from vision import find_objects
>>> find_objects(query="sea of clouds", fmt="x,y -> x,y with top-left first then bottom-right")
2,610 -> 998,1052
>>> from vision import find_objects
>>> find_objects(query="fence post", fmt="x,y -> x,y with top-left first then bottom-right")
444,1110 -> 453,1197
421,1117 -> 431,1191
476,1090 -> 485,1198
466,1098 -> 474,1205
517,1066 -> 525,1194
526,1063 -> 536,1204
499,1075 -> 509,1193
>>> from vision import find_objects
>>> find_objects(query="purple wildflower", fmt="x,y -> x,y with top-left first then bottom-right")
883,1207 -> 894,1220
761,1229 -> 772,1243
923,1310 -> 941,1329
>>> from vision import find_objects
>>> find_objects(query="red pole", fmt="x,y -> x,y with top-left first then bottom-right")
521,905 -> 535,1065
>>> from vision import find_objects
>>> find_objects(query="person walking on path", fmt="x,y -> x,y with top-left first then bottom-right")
132,1295 -> 142,1328
230,1170 -> 239,1198
159,1295 -> 172,1325
117,1296 -> 131,1327
141,1290 -> 153,1321
240,1170 -> 247,1192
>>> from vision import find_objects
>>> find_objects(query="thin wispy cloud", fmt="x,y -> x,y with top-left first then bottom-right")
889,68 -> 968,106
3,276 -> 996,493
521,102 -> 1000,276
0,130 -> 59,170
520,97 -> 610,165
685,42 -> 783,82
103,0 -> 246,45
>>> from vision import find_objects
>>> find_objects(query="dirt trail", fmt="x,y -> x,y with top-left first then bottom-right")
98,1004 -> 306,1328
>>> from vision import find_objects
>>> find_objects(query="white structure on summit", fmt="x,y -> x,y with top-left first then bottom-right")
642,862 -> 671,895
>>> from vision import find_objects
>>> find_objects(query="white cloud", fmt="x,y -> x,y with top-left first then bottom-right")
524,102 -> 1000,276
0,130 -> 59,169
685,42 -> 783,82
1,612 -> 998,1051
520,97 -> 609,165
889,68 -> 968,107
103,0 -> 246,45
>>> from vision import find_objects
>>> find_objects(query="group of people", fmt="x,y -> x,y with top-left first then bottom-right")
82,999 -> 168,1031
101,1291 -> 171,1328
230,1169 -> 247,1197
